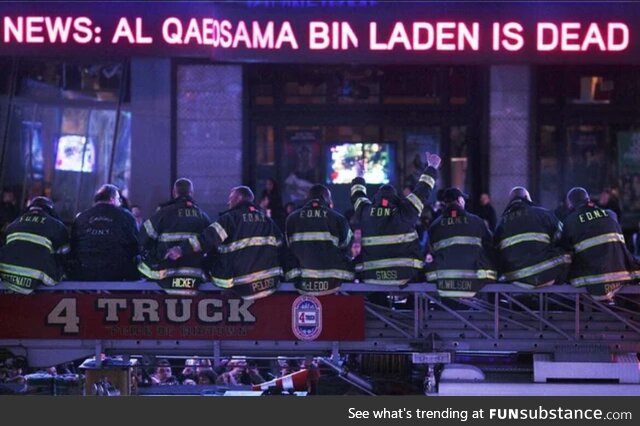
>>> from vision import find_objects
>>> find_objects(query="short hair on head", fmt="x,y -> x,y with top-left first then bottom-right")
174,178 -> 193,197
308,184 -> 332,204
94,184 -> 120,203
232,186 -> 254,202
509,186 -> 531,202
567,187 -> 589,206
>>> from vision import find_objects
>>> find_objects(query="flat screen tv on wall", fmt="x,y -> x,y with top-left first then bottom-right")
326,143 -> 395,185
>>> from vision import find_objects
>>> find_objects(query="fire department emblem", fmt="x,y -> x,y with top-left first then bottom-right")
292,295 -> 322,341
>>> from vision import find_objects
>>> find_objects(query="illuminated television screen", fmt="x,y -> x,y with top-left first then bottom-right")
55,135 -> 96,173
327,143 -> 395,185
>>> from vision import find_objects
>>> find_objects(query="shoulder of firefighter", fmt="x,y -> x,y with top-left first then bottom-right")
284,199 -> 354,295
0,209 -> 69,294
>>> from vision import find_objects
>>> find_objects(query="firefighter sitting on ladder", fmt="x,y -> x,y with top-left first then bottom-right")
495,186 -> 571,289
426,187 -> 497,298
350,152 -> 440,287
138,178 -> 211,295
0,197 -> 69,294
284,184 -> 353,296
166,186 -> 283,300
560,187 -> 640,302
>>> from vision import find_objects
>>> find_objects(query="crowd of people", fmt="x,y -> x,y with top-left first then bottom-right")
0,151 -> 638,303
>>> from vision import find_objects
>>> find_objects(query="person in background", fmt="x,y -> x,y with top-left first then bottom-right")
197,369 -> 219,385
260,178 -> 285,230
554,197 -> 571,222
151,359 -> 177,385
631,220 -> 640,257
118,190 -> 131,211
0,189 -> 20,236
476,192 -> 497,231
284,202 -> 297,216
130,205 -> 144,230
598,188 -> 622,221
69,184 -> 139,281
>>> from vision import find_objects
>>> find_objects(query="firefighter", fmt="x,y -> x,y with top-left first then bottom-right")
495,186 -> 571,288
284,184 -> 353,296
350,152 -> 440,286
69,184 -> 139,281
0,197 -> 69,294
138,178 -> 211,295
427,188 -> 496,297
166,186 -> 283,300
561,187 -> 639,301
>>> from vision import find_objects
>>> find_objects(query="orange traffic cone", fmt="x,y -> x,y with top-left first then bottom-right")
252,369 -> 309,392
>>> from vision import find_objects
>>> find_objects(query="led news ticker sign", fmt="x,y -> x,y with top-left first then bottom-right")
0,2 -> 638,64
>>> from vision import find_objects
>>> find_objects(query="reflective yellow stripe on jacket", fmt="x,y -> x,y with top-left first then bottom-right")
361,231 -> 418,247
426,269 -> 497,281
6,232 -> 53,252
286,268 -> 354,281
571,270 -> 633,287
503,254 -> 571,281
0,263 -> 57,286
288,232 -> 339,247
219,236 -> 281,253
158,232 -> 200,243
419,174 -> 435,189
499,232 -> 551,250
233,267 -> 283,285
356,257 -> 424,271
574,233 -> 625,253
432,236 -> 482,252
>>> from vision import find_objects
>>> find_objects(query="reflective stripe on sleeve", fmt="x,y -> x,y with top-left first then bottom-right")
211,222 -> 228,242
158,232 -> 199,243
350,184 -> 367,196
354,197 -> 370,211
406,193 -> 424,213
419,174 -> 435,189
143,220 -> 158,239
